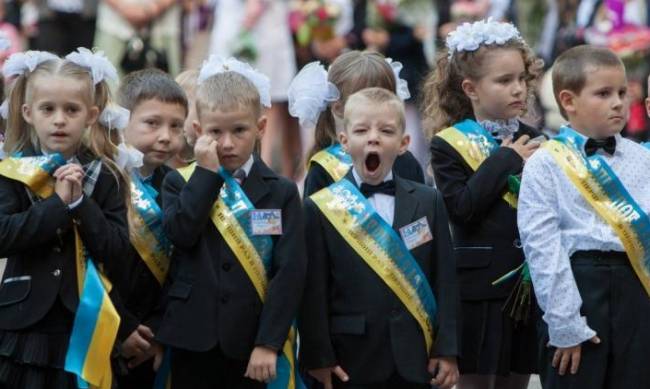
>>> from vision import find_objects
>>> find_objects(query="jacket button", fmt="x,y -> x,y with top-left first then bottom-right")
56,228 -> 63,235
222,263 -> 231,271
53,246 -> 62,253
52,269 -> 61,277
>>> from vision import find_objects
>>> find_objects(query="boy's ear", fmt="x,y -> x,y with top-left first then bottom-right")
398,133 -> 411,155
645,97 -> 650,118
256,115 -> 267,140
86,106 -> 100,127
338,130 -> 349,152
558,89 -> 577,116
21,104 -> 33,125
193,120 -> 203,137
332,101 -> 344,118
461,79 -> 478,101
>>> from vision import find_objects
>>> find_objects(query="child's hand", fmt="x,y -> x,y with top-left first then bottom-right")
121,325 -> 153,360
53,164 -> 84,204
244,346 -> 278,383
152,341 -> 165,371
429,357 -> 459,389
503,135 -> 540,161
54,175 -> 73,204
194,134 -> 221,172
552,335 -> 600,375
308,366 -> 349,389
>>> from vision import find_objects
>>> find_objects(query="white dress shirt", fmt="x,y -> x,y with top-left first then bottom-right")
352,169 -> 395,226
518,133 -> 650,347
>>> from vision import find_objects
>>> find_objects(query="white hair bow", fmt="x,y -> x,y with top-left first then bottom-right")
115,143 -> 144,173
3,51 -> 59,79
385,58 -> 411,101
446,18 -> 523,59
287,61 -> 340,128
65,47 -> 118,85
0,31 -> 10,52
99,104 -> 130,131
198,55 -> 272,108
0,99 -> 8,120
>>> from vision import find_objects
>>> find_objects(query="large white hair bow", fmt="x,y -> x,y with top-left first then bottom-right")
446,18 -> 523,59
99,104 -> 130,131
3,51 -> 58,79
198,55 -> 272,108
65,47 -> 118,85
115,143 -> 144,173
287,62 -> 340,128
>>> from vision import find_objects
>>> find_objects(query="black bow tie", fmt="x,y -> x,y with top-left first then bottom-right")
585,136 -> 616,157
360,180 -> 396,197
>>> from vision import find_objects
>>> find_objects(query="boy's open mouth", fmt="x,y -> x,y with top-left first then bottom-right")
365,152 -> 380,173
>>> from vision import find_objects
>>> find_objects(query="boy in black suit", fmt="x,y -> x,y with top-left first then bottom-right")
158,58 -> 307,389
300,87 -> 459,389
114,69 -> 188,388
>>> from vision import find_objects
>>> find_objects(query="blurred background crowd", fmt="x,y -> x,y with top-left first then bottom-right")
0,0 -> 649,181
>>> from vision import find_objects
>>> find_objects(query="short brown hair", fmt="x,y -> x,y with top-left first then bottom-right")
344,87 -> 405,132
552,45 -> 624,119
175,69 -> 199,99
118,68 -> 188,115
195,71 -> 261,119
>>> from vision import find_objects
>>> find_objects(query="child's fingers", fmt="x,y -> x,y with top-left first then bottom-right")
558,351 -> 571,375
332,366 -> 349,382
570,349 -> 581,374
137,325 -> 155,340
551,348 -> 561,368
153,349 -> 163,371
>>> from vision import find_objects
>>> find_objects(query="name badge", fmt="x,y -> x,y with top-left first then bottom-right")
399,217 -> 433,250
250,209 -> 283,235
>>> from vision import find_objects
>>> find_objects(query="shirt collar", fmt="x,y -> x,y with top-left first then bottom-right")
479,118 -> 520,140
352,167 -> 393,186
232,155 -> 255,178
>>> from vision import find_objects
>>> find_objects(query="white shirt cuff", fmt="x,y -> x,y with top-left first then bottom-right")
68,195 -> 84,210
548,315 -> 597,348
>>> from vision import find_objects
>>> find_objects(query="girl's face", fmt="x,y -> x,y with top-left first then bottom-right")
22,75 -> 99,159
462,48 -> 528,122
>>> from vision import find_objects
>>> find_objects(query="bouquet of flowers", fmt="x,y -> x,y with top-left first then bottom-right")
289,0 -> 341,47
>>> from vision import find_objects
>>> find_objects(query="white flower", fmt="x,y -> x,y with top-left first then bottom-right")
0,99 -> 8,120
99,104 -> 130,131
198,55 -> 272,108
115,143 -> 144,173
2,51 -> 58,78
288,61 -> 339,128
65,47 -> 118,85
446,18 -> 523,59
385,58 -> 411,101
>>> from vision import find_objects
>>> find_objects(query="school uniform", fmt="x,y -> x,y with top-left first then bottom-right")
303,149 -> 424,197
300,170 -> 458,387
0,147 -> 129,389
518,133 -> 650,388
158,156 -> 306,389
114,164 -> 172,389
429,120 -> 541,375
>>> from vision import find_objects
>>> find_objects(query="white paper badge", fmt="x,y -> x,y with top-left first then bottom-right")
250,209 -> 283,235
399,216 -> 433,250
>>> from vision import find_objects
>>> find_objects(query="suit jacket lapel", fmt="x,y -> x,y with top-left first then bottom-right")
241,158 -> 273,205
393,177 -> 419,230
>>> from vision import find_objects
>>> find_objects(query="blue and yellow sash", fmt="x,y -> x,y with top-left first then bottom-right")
128,173 -> 171,285
546,127 -> 650,296
178,163 -> 303,389
436,119 -> 518,208
309,143 -> 352,182
310,179 -> 438,352
0,154 -> 119,389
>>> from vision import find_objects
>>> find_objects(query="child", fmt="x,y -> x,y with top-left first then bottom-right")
158,56 -> 306,388
114,68 -> 188,389
0,50 -> 129,388
519,45 -> 650,388
300,87 -> 459,389
169,69 -> 199,169
423,19 -> 544,389
288,50 -> 425,197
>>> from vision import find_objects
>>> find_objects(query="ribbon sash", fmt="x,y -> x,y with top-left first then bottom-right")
310,179 -> 437,352
309,143 -> 353,182
545,127 -> 650,296
128,174 -> 172,285
178,163 -> 302,389
0,154 -> 119,389
436,119 -> 518,208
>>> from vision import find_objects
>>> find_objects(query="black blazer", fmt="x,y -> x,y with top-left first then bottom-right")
299,172 -> 458,385
114,165 -> 172,340
430,121 -> 542,300
303,150 -> 425,197
157,160 -> 307,360
0,149 -> 129,331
